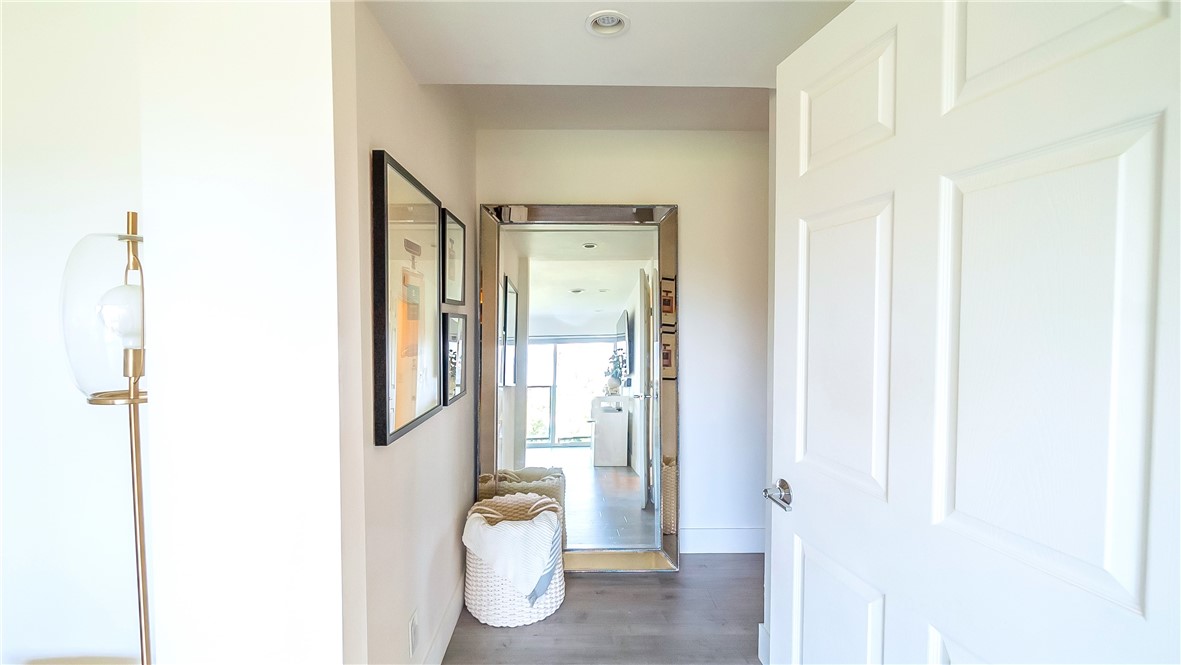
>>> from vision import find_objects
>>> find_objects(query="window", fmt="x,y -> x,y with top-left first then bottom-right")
525,338 -> 613,447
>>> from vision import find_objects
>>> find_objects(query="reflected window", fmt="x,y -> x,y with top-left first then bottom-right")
526,386 -> 552,446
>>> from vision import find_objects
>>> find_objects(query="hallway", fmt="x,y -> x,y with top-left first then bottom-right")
443,553 -> 763,664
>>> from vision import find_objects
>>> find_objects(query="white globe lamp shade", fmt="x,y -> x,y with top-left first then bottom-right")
61,232 -> 146,403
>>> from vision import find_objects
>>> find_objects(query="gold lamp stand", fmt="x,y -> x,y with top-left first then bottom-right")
85,212 -> 152,665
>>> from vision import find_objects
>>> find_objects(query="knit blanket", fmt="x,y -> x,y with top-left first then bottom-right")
462,495 -> 563,605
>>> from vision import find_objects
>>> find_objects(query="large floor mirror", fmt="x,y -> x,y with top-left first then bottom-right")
477,205 -> 680,572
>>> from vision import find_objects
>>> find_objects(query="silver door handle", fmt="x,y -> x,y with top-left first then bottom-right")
763,479 -> 792,512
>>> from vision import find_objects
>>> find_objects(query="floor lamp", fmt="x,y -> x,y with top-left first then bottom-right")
61,212 -> 151,665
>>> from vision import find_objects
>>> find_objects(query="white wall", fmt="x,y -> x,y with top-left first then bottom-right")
500,236 -> 529,470
477,130 -> 770,553
330,2 -> 368,662
1,4 -> 144,660
5,3 -> 353,661
344,6 -> 477,663
138,2 -> 344,661
5,4 -> 476,663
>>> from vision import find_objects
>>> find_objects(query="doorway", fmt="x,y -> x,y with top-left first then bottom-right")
477,205 -> 680,570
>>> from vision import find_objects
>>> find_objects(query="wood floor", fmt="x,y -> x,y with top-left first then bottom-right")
443,553 -> 764,665
525,446 -> 658,549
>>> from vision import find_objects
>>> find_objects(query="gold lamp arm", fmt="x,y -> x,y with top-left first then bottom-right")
124,211 -> 151,665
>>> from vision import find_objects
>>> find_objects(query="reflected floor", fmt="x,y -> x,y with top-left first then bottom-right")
526,447 -> 657,549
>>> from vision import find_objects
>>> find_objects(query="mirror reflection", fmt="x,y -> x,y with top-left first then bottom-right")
492,225 -> 661,551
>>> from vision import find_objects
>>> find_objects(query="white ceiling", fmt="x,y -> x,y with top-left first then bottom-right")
529,259 -> 652,335
506,226 -> 657,260
369,1 -> 849,89
502,227 -> 657,335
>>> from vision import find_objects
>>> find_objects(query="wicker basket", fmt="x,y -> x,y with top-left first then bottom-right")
477,467 -> 567,546
661,456 -> 678,535
464,493 -> 565,627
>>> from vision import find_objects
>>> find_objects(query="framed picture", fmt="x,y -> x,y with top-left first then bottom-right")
442,210 -> 466,305
445,313 -> 467,404
661,330 -> 678,380
660,277 -> 677,328
502,277 -> 518,386
371,149 -> 443,445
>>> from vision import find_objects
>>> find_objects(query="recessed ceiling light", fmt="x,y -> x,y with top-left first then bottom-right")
599,289 -> 609,293
586,10 -> 629,37
570,288 -> 585,294
583,242 -> 598,249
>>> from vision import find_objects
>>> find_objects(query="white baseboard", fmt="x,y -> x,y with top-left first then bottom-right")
758,622 -> 770,665
422,578 -> 464,665
679,527 -> 765,553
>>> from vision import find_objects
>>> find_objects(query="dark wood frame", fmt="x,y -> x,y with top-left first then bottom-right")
371,149 -> 443,446
444,313 -> 468,405
442,210 -> 466,306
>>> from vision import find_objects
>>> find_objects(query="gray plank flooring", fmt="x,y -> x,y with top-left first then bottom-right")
443,553 -> 764,665
526,447 -> 658,549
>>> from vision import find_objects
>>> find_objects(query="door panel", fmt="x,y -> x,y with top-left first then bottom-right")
801,29 -> 896,175
935,117 -> 1162,611
795,536 -> 885,665
800,196 -> 893,499
944,0 -> 1167,110
768,2 -> 1178,663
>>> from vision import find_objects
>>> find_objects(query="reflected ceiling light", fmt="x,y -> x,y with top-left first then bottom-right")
582,242 -> 598,249
586,10 -> 629,37
570,288 -> 585,294
599,289 -> 610,293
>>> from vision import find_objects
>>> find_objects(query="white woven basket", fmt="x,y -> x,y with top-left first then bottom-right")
477,467 -> 567,546
464,493 -> 566,628
661,456 -> 678,535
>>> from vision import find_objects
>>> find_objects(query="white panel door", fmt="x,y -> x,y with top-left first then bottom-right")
767,2 -> 1178,663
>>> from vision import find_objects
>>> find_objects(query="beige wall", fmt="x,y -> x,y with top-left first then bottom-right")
477,130 -> 770,553
340,5 -> 478,663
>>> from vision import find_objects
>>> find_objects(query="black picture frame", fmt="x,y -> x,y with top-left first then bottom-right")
371,149 -> 444,446
444,313 -> 468,404
661,330 -> 678,381
660,276 -> 677,329
442,210 -> 466,306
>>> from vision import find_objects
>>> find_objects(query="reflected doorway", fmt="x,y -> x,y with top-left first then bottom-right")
525,340 -> 656,549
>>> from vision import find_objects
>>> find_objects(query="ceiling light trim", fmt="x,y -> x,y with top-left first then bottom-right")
586,10 -> 630,37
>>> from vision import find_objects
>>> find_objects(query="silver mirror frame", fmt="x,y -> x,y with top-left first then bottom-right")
476,204 -> 680,572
